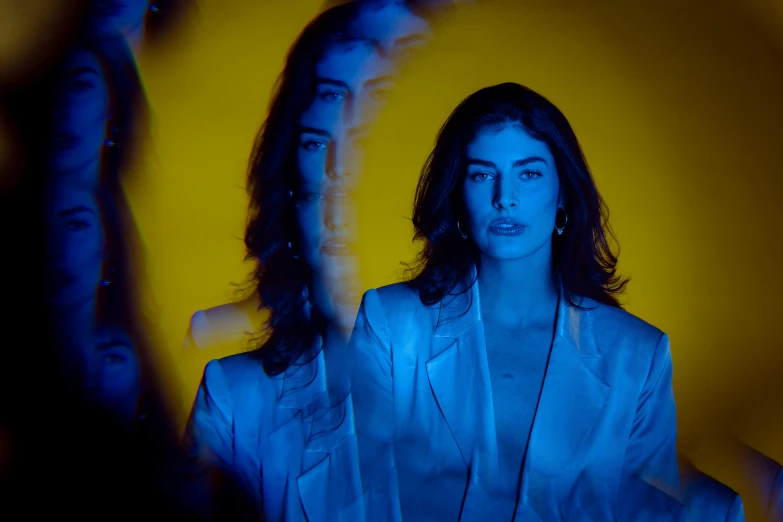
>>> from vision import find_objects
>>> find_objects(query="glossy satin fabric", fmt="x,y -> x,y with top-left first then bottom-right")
679,467 -> 745,521
185,347 -> 364,522
348,278 -> 681,521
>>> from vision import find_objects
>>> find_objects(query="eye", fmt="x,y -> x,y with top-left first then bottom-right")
301,140 -> 327,152
103,352 -> 128,365
319,90 -> 346,102
370,89 -> 389,102
65,219 -> 90,231
521,170 -> 542,180
469,172 -> 493,181
70,80 -> 94,93
298,192 -> 323,202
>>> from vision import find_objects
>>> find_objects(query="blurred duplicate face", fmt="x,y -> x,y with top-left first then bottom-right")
295,40 -> 397,330
87,0 -> 150,41
49,49 -> 109,181
350,0 -> 433,62
86,325 -> 142,426
45,183 -> 106,311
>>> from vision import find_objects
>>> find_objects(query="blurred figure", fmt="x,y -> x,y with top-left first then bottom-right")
42,179 -> 191,518
348,83 -> 681,520
85,0 -> 197,52
48,35 -> 147,187
679,458 -> 745,521
184,0 -> 437,348
184,4 -> 399,521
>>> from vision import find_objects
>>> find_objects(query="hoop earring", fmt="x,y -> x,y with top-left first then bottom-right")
554,207 -> 568,235
100,266 -> 115,287
287,241 -> 299,260
457,220 -> 467,240
103,124 -> 118,148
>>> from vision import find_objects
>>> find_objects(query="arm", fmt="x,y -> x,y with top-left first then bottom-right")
622,333 -> 681,496
348,289 -> 401,521
180,360 -> 236,519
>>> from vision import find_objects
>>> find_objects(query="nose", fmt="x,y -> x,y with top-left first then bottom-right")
326,137 -> 357,182
323,192 -> 356,234
492,177 -> 518,210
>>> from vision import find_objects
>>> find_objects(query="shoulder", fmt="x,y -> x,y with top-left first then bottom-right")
576,298 -> 671,380
680,468 -> 743,517
582,298 -> 667,356
586,299 -> 664,344
185,295 -> 265,352
364,282 -> 437,328
201,352 -> 272,406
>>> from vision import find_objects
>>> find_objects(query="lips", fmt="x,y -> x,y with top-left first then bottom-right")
320,240 -> 356,256
50,133 -> 79,150
488,217 -> 525,236
48,269 -> 75,289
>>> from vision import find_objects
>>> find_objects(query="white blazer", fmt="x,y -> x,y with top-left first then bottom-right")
348,277 -> 681,521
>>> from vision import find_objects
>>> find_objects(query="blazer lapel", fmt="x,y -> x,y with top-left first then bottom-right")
426,276 -> 499,491
296,353 -> 363,522
518,293 -> 610,513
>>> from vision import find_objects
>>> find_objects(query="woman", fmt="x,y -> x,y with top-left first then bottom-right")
42,178 -> 191,518
348,82 -> 680,521
183,3 -> 399,521
48,33 -> 148,188
184,0 -> 436,354
85,0 -> 197,52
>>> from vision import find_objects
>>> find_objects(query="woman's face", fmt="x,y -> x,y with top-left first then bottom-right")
87,325 -> 142,426
46,183 -> 106,310
350,1 -> 433,62
462,124 -> 561,262
295,41 -> 397,328
49,49 -> 109,175
87,0 -> 150,40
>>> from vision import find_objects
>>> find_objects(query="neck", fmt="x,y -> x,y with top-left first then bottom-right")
477,245 -> 558,329
124,21 -> 146,54
54,296 -> 98,342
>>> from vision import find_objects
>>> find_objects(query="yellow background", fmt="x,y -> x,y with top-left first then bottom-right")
3,0 -> 783,519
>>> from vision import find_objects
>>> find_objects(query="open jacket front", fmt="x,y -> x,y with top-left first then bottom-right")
349,276 -> 681,521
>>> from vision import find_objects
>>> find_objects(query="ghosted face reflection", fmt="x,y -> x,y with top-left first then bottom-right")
350,0 -> 433,61
88,0 -> 150,40
50,49 -> 109,174
88,325 -> 141,425
462,124 -> 561,262
46,183 -> 106,310
294,40 -> 396,328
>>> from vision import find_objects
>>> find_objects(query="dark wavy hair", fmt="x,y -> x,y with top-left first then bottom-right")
244,3 -> 366,376
72,34 -> 150,186
407,82 -> 629,309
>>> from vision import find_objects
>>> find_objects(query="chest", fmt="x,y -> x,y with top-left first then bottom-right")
483,324 -> 554,450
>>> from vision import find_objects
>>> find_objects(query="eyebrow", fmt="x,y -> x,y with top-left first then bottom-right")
466,156 -> 549,169
315,78 -> 349,90
347,125 -> 371,139
394,34 -> 429,48
364,75 -> 394,89
96,340 -> 133,351
57,205 -> 95,217
298,126 -> 331,138
65,66 -> 98,78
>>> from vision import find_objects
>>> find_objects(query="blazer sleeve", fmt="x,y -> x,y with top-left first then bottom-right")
184,360 -> 235,468
349,289 -> 402,521
622,332 -> 681,496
